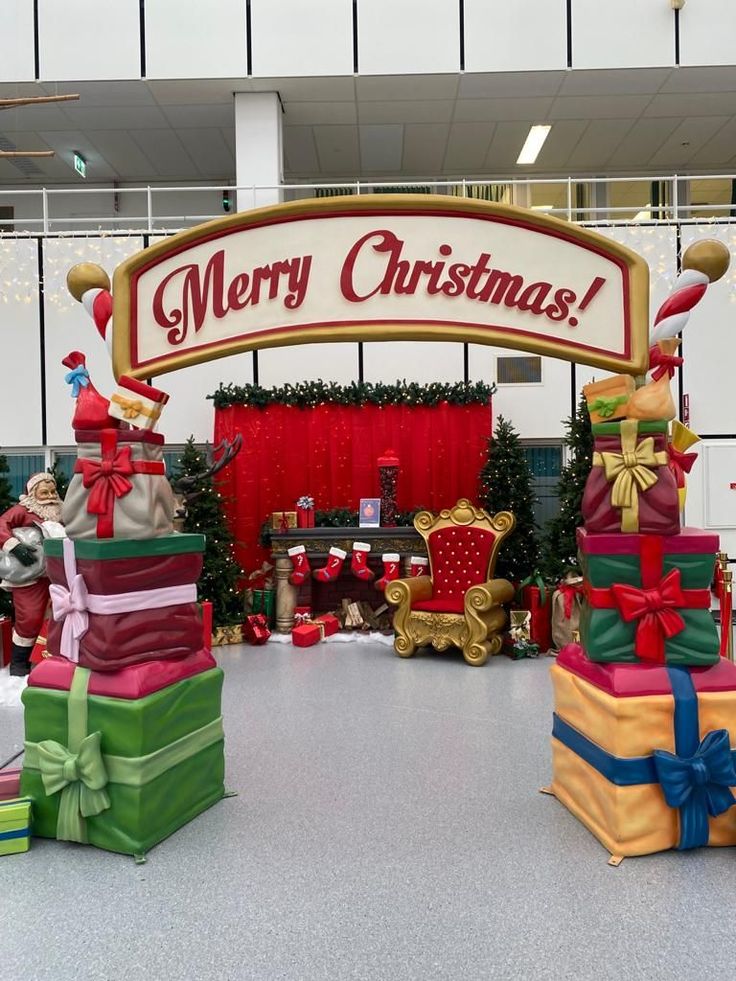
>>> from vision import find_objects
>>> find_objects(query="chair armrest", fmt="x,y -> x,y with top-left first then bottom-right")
385,575 -> 432,608
465,578 -> 515,613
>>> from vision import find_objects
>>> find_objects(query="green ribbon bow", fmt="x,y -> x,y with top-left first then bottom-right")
516,572 -> 547,606
36,731 -> 110,843
589,395 -> 627,418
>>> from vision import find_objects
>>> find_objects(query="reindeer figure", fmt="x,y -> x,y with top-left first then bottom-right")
172,435 -> 243,532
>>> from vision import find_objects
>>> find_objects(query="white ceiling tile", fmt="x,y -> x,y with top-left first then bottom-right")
359,124 -> 404,172
531,120 -> 588,169
147,79 -> 247,105
484,121 -> 533,170
60,105 -> 170,130
565,118 -> 636,169
402,123 -> 450,173
313,124 -> 360,174
443,122 -> 495,172
649,117 -> 732,167
558,68 -> 671,96
256,76 -> 356,102
358,101 -> 454,124
644,92 -> 736,117
283,127 -> 320,174
356,74 -> 459,101
161,104 -> 234,128
453,97 -> 554,123
659,65 -> 736,92
458,71 -> 564,98
176,129 -> 234,177
284,102 -> 357,125
0,103 -> 71,132
607,117 -> 681,167
68,81 -> 157,107
549,95 -> 653,120
689,118 -> 736,166
129,129 -> 197,178
83,130 -> 156,178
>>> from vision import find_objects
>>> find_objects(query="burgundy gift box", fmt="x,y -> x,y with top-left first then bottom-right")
244,614 -> 270,645
519,585 -> 552,653
44,535 -> 205,673
582,420 -> 680,536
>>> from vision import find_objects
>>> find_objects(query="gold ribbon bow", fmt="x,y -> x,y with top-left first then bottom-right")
36,731 -> 111,843
593,420 -> 667,533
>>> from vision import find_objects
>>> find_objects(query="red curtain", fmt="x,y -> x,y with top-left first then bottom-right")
214,400 -> 492,574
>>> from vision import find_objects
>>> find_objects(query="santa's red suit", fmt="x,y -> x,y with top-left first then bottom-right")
0,503 -> 51,648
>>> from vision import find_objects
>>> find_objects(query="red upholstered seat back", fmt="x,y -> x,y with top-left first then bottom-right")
428,526 -> 496,602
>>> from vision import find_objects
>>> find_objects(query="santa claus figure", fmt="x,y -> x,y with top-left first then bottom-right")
0,473 -> 63,676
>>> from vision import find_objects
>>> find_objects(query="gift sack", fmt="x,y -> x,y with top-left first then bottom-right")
582,420 -> 680,536
44,535 -> 204,672
62,428 -> 175,540
551,579 -> 584,650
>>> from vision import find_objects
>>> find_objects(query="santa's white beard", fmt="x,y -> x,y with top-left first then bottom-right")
18,494 -> 63,523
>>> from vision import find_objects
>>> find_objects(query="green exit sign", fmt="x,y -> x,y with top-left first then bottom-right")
73,151 -> 86,178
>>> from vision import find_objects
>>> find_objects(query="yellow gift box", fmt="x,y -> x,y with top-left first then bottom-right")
550,645 -> 736,859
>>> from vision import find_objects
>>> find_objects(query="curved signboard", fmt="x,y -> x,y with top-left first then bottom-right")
112,194 -> 649,380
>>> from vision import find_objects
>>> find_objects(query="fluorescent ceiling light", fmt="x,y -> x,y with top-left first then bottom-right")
516,125 -> 551,165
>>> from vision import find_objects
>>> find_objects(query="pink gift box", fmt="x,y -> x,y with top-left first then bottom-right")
0,769 -> 21,801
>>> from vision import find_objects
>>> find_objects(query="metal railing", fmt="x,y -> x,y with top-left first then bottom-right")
0,173 -> 734,236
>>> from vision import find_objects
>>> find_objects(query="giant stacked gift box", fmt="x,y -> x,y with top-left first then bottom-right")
550,252 -> 736,859
19,359 -> 225,859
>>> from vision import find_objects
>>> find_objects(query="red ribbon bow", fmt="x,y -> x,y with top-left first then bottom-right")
558,582 -> 583,619
79,445 -> 135,524
610,568 -> 686,661
649,345 -> 683,381
667,444 -> 698,489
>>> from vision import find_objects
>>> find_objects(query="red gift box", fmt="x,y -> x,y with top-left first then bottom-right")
30,618 -> 50,665
292,623 -> 322,647
244,614 -> 271,645
294,605 -> 312,625
200,600 -> 213,650
0,769 -> 21,801
297,508 -> 315,529
315,613 -> 339,637
0,616 -> 12,667
28,648 -> 216,699
519,585 -> 552,653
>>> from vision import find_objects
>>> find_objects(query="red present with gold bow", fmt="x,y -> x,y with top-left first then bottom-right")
62,429 -> 174,540
243,614 -> 271,645
582,419 -> 680,535
294,605 -> 312,626
292,622 -> 322,647
578,527 -> 719,666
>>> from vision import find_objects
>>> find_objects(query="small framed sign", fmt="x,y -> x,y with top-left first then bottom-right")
359,498 -> 381,528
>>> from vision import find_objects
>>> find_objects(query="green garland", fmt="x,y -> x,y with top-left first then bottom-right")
210,380 -> 496,410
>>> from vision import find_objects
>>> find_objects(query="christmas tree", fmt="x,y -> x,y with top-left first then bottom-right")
46,459 -> 69,500
540,394 -> 593,582
169,438 -> 243,626
478,415 -> 538,582
0,452 -> 14,618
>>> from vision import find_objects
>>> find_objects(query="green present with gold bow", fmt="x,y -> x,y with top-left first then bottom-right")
20,666 -> 225,859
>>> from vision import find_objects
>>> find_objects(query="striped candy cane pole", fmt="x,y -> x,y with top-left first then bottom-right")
650,239 -> 731,343
66,262 -> 113,353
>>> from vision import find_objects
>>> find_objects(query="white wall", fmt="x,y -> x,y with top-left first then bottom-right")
38,0 -> 141,81
680,0 -> 736,67
362,341 -> 464,383
464,0 -> 567,73
357,0 -> 460,75
0,0 -> 35,82
250,0 -> 353,78
0,239 -> 42,446
571,0 -> 675,70
145,0 -> 248,79
684,441 -> 736,556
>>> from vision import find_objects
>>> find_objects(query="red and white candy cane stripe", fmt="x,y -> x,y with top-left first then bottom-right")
81,287 -> 113,349
650,268 -> 709,342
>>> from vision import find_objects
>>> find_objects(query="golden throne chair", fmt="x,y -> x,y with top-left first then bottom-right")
385,499 -> 516,666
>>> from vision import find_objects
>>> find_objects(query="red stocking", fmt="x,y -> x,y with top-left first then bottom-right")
376,553 -> 401,592
409,556 -> 428,577
288,545 -> 311,586
351,542 -> 375,581
313,547 -> 347,583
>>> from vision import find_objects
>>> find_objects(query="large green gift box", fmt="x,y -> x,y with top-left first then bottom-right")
21,666 -> 225,858
578,527 -> 720,666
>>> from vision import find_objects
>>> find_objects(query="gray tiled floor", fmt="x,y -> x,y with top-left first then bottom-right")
2,642 -> 736,980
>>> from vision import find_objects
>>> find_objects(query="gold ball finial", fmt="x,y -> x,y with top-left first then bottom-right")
66,262 -> 110,302
682,240 -> 730,283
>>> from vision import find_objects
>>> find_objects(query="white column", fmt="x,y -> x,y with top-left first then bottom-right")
234,92 -> 284,212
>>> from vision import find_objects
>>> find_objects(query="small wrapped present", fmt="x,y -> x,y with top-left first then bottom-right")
551,574 -> 584,650
62,428 -> 176,540
296,496 -> 316,529
551,643 -> 736,858
108,375 -> 169,432
292,623 -> 322,647
211,624 -> 243,646
0,770 -> 21,802
30,618 -> 50,665
21,660 -> 224,857
516,573 -> 552,653
583,375 -> 635,424
0,616 -> 11,667
44,535 -> 204,672
578,527 -> 719,666
0,797 -> 32,856
582,419 -> 680,535
668,420 -> 700,511
244,614 -> 270,645
294,605 -> 312,625
271,511 -> 297,532
314,613 -> 339,637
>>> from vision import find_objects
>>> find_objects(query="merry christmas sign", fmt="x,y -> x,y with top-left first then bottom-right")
111,195 -> 649,379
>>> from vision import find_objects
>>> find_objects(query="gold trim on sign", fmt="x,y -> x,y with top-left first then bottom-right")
111,194 -> 650,381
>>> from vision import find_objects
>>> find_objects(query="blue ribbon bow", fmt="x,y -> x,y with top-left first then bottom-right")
64,366 -> 90,398
653,729 -> 736,849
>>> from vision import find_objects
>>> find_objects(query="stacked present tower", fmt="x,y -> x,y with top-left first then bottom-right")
19,264 -> 226,860
549,240 -> 736,861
